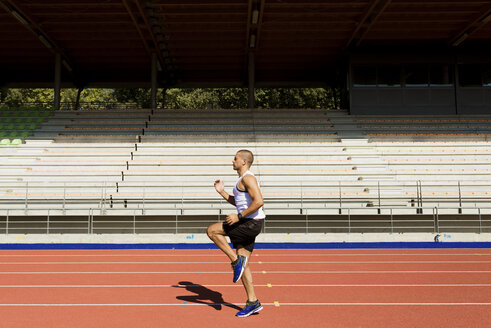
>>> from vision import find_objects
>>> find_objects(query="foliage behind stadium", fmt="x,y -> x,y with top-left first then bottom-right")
0,88 -> 340,110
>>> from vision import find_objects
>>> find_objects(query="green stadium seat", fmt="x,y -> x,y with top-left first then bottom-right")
6,124 -> 14,130
16,124 -> 26,130
35,118 -> 44,123
2,118 -> 13,123
20,131 -> 29,138
14,118 -> 24,124
27,124 -> 37,130
9,131 -> 18,138
0,131 -> 6,138
0,139 -> 10,145
10,139 -> 22,145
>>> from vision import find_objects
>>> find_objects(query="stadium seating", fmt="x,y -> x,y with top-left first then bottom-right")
0,108 -> 489,233
0,107 -> 51,145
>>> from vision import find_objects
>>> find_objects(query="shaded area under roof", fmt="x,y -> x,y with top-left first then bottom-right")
1,0 -> 490,88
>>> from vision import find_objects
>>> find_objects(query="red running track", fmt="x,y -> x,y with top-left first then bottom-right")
0,248 -> 490,327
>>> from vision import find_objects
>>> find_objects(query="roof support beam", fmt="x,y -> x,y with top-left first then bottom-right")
122,0 -> 170,84
151,52 -> 157,109
248,52 -> 255,109
245,0 -> 265,88
448,6 -> 491,46
346,0 -> 392,48
54,53 -> 61,110
121,0 -> 152,55
0,0 -> 77,83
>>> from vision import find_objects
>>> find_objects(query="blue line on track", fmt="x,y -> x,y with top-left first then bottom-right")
0,242 -> 490,250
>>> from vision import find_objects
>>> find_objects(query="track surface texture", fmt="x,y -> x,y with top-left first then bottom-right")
0,248 -> 490,327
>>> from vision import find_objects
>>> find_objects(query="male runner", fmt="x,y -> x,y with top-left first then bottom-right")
206,149 -> 265,317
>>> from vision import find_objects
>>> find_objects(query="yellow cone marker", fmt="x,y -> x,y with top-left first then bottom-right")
262,270 -> 267,274
258,261 -> 262,264
267,283 -> 272,288
274,301 -> 280,307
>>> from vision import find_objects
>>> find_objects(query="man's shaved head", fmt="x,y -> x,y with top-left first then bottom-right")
237,149 -> 254,167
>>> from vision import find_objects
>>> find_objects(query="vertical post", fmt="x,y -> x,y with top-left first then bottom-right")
378,181 -> 381,207
133,211 -> 136,234
54,53 -> 61,110
300,181 -> 303,213
436,207 -> 439,233
47,209 -> 50,234
346,57 -> 352,112
454,61 -> 460,115
63,183 -> 66,214
248,52 -> 255,109
75,87 -> 82,110
25,182 -> 28,214
348,208 -> 351,234
151,52 -> 158,110
432,207 -> 436,233
419,181 -> 423,214
161,87 -> 167,109
5,210 -> 8,235
142,185 -> 146,214
458,181 -> 462,214
390,208 -> 393,234
175,211 -> 178,234
478,208 -> 482,234
338,181 -> 342,214
305,210 -> 309,234
88,209 -> 91,234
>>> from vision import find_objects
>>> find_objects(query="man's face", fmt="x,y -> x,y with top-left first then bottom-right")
232,153 -> 244,171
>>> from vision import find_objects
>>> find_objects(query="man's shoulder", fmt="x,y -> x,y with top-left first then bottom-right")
242,173 -> 257,182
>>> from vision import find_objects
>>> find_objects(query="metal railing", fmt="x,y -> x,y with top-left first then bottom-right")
1,206 -> 489,235
2,180 -> 491,213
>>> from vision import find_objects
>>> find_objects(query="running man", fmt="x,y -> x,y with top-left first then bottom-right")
206,149 -> 265,317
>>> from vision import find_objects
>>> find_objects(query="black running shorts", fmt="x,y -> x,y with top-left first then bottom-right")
223,218 -> 263,252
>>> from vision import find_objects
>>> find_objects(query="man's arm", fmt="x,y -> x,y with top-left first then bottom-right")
239,174 -> 264,218
214,179 -> 235,206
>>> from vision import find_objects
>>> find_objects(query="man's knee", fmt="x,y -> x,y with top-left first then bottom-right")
206,223 -> 222,239
237,247 -> 251,258
206,225 -> 215,239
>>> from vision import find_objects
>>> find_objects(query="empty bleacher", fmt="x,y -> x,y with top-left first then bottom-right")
0,108 -> 490,234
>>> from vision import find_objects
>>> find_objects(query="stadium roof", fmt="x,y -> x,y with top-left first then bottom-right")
1,0 -> 491,88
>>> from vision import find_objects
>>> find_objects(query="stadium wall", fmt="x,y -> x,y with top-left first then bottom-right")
349,52 -> 491,115
1,232 -> 490,246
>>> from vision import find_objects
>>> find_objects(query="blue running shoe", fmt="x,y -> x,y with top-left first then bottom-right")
236,300 -> 262,317
231,255 -> 247,283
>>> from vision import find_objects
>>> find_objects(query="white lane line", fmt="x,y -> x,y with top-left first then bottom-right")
0,284 -> 490,288
0,302 -> 489,307
1,260 -> 491,264
0,253 -> 489,257
0,270 -> 490,274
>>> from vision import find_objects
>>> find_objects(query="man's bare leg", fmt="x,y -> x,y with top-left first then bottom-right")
206,222 -> 237,262
237,248 -> 257,302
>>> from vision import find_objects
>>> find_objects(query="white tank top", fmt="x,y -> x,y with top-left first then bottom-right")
232,171 -> 266,220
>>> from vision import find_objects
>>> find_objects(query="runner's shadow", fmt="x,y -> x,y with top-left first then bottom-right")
172,281 -> 242,311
